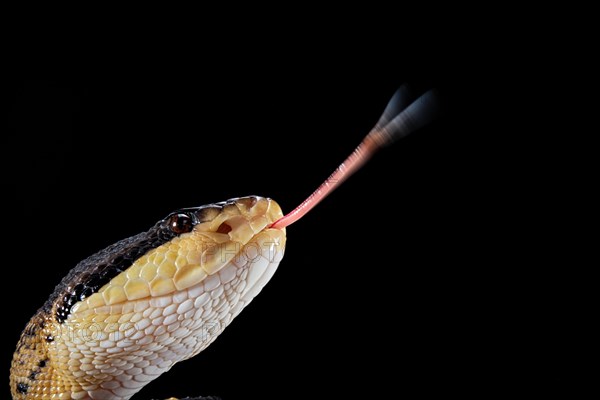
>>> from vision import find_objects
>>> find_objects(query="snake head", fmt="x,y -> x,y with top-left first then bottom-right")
72,195 -> 287,314
12,196 -> 288,400
24,196 -> 287,399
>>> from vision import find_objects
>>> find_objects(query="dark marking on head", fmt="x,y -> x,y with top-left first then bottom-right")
27,358 -> 49,381
17,382 -> 28,394
50,208 -> 208,323
23,323 -> 37,337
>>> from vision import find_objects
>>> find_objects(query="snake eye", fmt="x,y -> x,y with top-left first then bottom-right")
169,213 -> 194,234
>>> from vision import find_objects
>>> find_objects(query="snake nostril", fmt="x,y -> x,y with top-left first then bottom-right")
216,222 -> 232,234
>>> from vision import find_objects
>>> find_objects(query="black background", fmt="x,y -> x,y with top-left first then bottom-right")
1,69 -> 562,398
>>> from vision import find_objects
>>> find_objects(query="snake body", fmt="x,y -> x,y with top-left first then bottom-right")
10,196 -> 286,399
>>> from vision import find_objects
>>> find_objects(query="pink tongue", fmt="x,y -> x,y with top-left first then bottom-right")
269,138 -> 377,230
269,86 -> 439,230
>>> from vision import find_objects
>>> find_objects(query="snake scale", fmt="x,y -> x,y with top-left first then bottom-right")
10,85 -> 438,399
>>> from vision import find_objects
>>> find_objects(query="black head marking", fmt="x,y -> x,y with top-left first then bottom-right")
51,209 -> 203,323
17,382 -> 29,394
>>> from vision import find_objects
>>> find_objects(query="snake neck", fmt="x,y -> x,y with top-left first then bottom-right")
10,311 -> 66,399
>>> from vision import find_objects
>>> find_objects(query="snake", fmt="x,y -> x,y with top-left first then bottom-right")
10,85 -> 438,399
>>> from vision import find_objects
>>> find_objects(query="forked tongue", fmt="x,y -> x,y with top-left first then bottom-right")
270,84 -> 440,230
